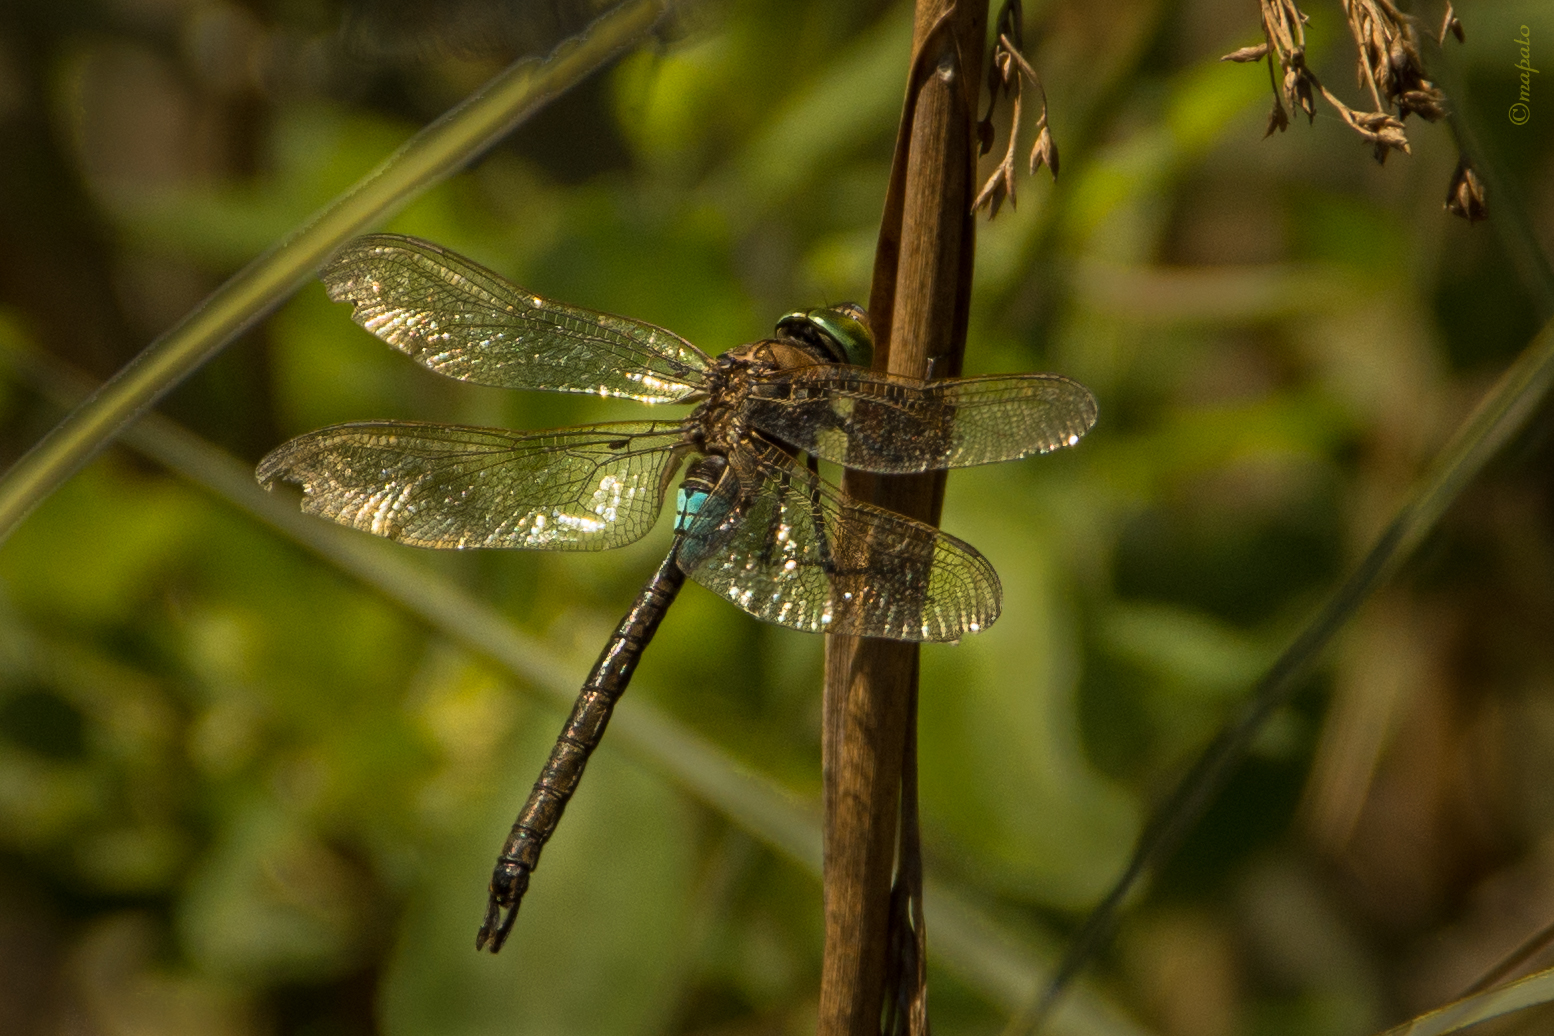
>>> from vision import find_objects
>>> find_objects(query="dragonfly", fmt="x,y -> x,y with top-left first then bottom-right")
257,233 -> 1098,953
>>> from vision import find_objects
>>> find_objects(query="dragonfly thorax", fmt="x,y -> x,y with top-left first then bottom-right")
694,337 -> 820,457
691,304 -> 874,458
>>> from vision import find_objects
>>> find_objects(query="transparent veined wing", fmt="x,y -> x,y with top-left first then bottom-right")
323,235 -> 712,403
257,421 -> 690,550
677,441 -> 1000,642
745,367 -> 1097,473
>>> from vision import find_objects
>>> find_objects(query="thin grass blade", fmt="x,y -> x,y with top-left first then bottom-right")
0,0 -> 666,546
1374,966 -> 1554,1036
1011,36 -> 1554,1024
1015,303 -> 1554,1033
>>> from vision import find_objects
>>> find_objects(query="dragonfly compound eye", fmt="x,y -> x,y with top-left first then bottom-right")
774,305 -> 875,369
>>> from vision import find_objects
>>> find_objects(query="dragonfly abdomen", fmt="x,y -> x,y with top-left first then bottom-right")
477,548 -> 687,953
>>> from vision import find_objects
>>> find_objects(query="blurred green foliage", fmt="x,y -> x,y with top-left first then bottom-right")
2,0 -> 1553,1034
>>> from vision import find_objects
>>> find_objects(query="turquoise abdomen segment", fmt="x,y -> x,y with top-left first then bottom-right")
673,453 -> 733,541
674,488 -> 710,532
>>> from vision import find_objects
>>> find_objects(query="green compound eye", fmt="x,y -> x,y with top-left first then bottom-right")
775,304 -> 875,369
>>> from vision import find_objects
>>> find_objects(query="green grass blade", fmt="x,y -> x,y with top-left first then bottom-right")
0,0 -> 665,547
1012,35 -> 1554,1024
1018,308 -> 1554,1034
0,335 -> 1158,1036
1374,966 -> 1554,1036
926,880 -> 1153,1036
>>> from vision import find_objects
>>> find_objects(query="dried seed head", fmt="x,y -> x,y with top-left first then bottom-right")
1221,43 -> 1271,63
1398,86 -> 1447,121
1029,123 -> 1058,178
1439,3 -> 1464,44
974,0 -> 1058,220
1284,63 -> 1317,121
1445,159 -> 1487,222
1342,0 -> 1446,122
973,161 -> 1017,218
1237,0 -> 1459,167
1265,100 -> 1291,137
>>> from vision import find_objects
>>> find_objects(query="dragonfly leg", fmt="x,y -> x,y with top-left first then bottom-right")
751,464 -> 793,571
805,454 -> 838,576
476,547 -> 687,953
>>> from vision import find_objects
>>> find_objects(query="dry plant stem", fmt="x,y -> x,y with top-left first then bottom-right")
883,676 -> 928,1036
1458,916 -> 1554,998
819,1 -> 982,1032
1376,965 -> 1554,1036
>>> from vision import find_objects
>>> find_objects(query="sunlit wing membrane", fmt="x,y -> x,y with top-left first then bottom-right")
677,441 -> 1000,641
257,421 -> 690,550
744,368 -> 1098,473
322,235 -> 711,403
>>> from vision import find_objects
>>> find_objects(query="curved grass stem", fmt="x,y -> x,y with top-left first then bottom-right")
0,0 -> 665,546
1015,314 -> 1554,1036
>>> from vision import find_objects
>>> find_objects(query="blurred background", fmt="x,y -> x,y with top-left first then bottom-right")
0,0 -> 1552,1033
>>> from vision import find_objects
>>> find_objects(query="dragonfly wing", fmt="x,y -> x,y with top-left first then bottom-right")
678,442 -> 1000,642
323,235 -> 711,403
746,368 -> 1097,473
258,421 -> 689,550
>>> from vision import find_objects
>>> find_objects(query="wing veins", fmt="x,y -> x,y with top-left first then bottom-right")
258,420 -> 689,552
325,235 -> 711,401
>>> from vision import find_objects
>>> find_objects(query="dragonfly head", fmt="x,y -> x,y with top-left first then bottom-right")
775,304 -> 874,369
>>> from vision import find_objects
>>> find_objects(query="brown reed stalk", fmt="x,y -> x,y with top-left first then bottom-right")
817,0 -> 986,1032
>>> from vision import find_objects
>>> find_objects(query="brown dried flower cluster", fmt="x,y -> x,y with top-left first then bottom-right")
1343,0 -> 1447,129
973,0 -> 1057,219
1445,157 -> 1487,223
1439,1 -> 1465,46
1223,0 -> 1483,220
